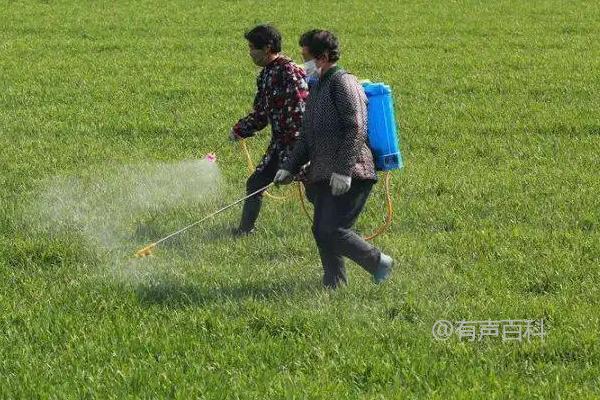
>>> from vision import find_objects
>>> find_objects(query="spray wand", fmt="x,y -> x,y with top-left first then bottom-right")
135,182 -> 274,257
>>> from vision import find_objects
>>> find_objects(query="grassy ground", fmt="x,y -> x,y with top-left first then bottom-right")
1,0 -> 599,398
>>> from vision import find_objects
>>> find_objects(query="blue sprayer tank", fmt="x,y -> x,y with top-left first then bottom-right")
361,82 -> 403,171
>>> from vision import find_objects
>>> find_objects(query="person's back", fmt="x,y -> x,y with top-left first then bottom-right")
233,55 -> 308,148
299,67 -> 376,184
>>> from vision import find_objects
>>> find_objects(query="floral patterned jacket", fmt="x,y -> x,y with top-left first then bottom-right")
232,56 -> 309,172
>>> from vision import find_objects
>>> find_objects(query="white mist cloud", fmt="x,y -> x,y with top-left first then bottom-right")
28,158 -> 222,282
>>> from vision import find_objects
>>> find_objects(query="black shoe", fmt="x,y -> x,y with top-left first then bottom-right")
323,273 -> 348,289
231,227 -> 256,237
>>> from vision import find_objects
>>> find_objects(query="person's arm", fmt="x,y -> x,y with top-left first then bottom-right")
277,67 -> 309,145
279,66 -> 310,174
276,119 -> 309,185
330,74 -> 366,176
232,74 -> 270,139
282,125 -> 309,175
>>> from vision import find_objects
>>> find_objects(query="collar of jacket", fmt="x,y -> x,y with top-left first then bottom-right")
266,55 -> 290,67
320,65 -> 342,83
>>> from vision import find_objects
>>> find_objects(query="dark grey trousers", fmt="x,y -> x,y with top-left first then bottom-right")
305,180 -> 381,288
238,152 -> 280,232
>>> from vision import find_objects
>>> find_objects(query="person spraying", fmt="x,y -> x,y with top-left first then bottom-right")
229,24 -> 309,236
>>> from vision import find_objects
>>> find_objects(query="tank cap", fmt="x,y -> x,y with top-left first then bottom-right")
362,82 -> 391,96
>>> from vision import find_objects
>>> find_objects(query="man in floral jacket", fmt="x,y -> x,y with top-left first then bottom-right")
230,24 -> 309,236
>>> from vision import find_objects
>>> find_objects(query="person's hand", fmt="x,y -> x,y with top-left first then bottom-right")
274,169 -> 293,186
229,129 -> 241,142
330,173 -> 352,196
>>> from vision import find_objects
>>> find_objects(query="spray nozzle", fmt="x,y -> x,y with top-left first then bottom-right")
135,243 -> 156,258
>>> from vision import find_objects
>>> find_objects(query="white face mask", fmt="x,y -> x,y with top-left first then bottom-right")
303,59 -> 321,78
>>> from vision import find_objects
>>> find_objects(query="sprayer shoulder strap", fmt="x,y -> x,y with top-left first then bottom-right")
329,70 -> 374,153
328,69 -> 348,118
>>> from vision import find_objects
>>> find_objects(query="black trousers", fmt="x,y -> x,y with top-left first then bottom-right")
238,152 -> 280,232
305,179 -> 381,288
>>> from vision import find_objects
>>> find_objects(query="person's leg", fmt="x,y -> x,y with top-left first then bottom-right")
330,180 -> 382,274
304,182 -> 316,205
317,246 -> 347,288
237,152 -> 279,233
311,183 -> 347,288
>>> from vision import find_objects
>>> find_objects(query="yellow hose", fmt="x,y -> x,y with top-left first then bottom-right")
241,138 -> 393,241
363,171 -> 393,241
240,139 -> 288,200
297,181 -> 312,223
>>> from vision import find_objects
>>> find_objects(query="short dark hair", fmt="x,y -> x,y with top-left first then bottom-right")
244,24 -> 282,53
299,29 -> 340,62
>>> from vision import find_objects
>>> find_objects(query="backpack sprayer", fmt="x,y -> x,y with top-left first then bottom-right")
362,81 -> 403,171
288,80 -> 403,240
359,80 -> 403,239
134,81 -> 403,258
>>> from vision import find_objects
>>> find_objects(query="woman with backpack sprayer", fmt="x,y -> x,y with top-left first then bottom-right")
275,30 -> 396,289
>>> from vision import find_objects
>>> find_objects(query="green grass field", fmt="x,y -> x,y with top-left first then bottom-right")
1,0 -> 599,398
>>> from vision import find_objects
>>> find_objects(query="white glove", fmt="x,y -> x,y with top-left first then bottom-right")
330,173 -> 352,196
274,169 -> 293,185
229,129 -> 241,142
